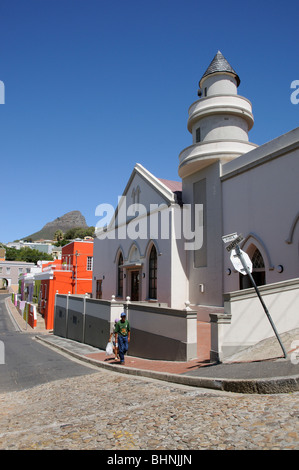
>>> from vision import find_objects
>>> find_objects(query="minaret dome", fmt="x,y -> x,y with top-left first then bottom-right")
178,51 -> 257,178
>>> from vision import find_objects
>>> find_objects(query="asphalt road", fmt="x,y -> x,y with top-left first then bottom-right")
0,294 -> 97,393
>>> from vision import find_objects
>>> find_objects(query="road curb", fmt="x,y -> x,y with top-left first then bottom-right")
35,335 -> 299,394
4,297 -> 22,332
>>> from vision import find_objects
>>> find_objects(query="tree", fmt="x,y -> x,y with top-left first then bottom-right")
5,246 -> 53,263
53,226 -> 95,246
54,230 -> 64,242
63,226 -> 95,241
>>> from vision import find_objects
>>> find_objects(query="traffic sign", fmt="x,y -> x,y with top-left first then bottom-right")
222,232 -> 238,243
225,234 -> 244,252
230,248 -> 252,275
222,233 -> 287,358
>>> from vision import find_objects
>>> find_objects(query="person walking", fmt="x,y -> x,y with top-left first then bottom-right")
114,312 -> 130,364
108,318 -> 119,360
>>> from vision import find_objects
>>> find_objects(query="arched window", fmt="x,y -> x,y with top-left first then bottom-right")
148,245 -> 157,299
240,247 -> 266,290
131,188 -> 136,205
117,253 -> 123,298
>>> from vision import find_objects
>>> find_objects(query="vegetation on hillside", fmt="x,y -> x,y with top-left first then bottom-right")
4,247 -> 53,263
53,226 -> 95,246
1,226 -> 95,262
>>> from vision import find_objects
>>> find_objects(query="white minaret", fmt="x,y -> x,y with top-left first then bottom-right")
180,52 -> 258,310
179,51 -> 257,178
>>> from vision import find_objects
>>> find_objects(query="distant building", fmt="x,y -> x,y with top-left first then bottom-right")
6,240 -> 54,255
26,239 -> 94,329
0,260 -> 35,291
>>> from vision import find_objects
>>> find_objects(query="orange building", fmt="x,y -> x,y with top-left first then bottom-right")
37,240 -> 93,330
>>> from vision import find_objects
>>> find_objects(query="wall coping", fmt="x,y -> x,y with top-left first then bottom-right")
224,278 -> 299,303
56,294 -> 124,308
128,302 -> 197,319
56,294 -> 198,318
210,313 -> 232,323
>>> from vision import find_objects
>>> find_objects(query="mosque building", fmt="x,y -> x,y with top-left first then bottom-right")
92,52 -> 299,358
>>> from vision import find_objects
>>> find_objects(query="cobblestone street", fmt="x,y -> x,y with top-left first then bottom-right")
0,368 -> 298,450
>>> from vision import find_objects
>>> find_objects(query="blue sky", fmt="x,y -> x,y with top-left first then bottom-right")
0,0 -> 298,243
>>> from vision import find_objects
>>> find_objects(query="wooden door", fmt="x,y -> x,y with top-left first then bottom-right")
131,271 -> 139,301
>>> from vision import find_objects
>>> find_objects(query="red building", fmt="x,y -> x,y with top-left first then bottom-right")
37,239 -> 93,330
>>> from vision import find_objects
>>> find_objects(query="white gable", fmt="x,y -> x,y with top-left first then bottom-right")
96,163 -> 181,237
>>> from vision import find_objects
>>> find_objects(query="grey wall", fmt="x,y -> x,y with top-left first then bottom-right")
54,295 -> 198,361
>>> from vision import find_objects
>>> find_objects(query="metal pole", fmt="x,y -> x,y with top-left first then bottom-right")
234,244 -> 287,358
75,251 -> 78,294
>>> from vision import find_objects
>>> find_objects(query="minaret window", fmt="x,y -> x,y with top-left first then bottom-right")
196,127 -> 201,143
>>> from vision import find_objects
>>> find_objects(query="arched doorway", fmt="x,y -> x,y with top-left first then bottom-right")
127,244 -> 142,301
0,278 -> 8,290
130,271 -> 140,301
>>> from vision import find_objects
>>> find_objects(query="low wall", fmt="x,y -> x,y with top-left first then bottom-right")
54,295 -> 124,350
211,278 -> 299,361
54,295 -> 197,361
12,294 -> 37,329
24,303 -> 37,328
127,304 -> 197,361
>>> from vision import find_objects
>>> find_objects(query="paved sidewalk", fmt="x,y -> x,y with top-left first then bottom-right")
36,330 -> 299,394
5,296 -> 299,394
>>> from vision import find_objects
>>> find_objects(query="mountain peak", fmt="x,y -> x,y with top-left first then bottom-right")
23,210 -> 88,241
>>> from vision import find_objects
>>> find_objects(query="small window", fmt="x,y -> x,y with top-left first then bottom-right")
87,256 -> 93,271
136,186 -> 140,204
196,127 -> 201,143
96,280 -> 102,300
131,188 -> 136,204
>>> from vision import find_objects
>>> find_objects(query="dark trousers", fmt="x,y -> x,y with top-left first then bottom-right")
118,335 -> 128,362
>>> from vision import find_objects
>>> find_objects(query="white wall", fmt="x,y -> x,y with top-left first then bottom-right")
222,132 -> 299,294
93,169 -> 187,308
183,161 -> 224,307
219,278 -> 299,359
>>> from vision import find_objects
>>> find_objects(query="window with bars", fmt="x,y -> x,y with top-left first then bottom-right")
148,245 -> 157,299
252,249 -> 265,269
240,247 -> 266,289
87,256 -> 93,271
